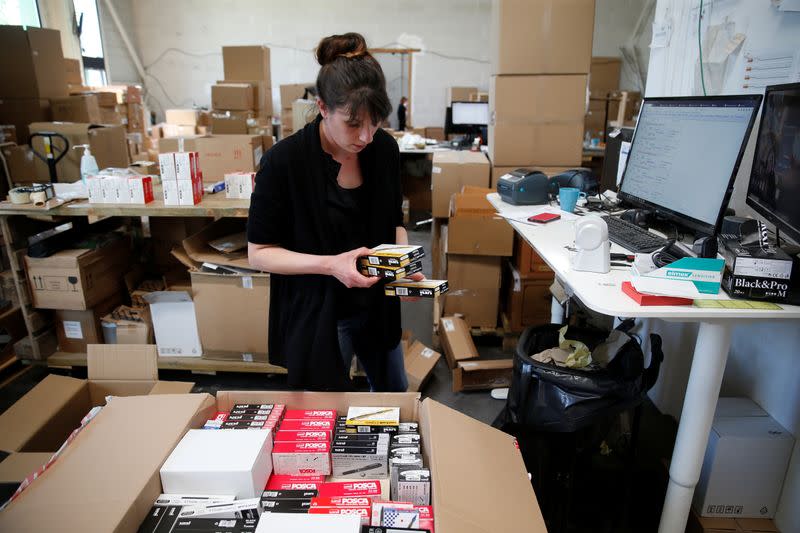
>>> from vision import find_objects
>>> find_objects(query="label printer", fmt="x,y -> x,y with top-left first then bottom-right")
496,169 -> 549,205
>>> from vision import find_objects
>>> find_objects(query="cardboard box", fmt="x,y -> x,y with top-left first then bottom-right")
442,255 -> 502,328
505,263 -> 552,332
55,291 -> 122,353
223,46 -> 271,87
280,83 -> 310,110
13,327 -> 58,361
221,78 -> 272,116
0,391 -> 546,533
159,135 -> 265,183
425,127 -> 445,141
686,506 -> 779,533
292,99 -> 318,131
447,191 -> 514,256
181,218 -> 252,271
64,58 -> 82,85
404,340 -> 441,392
50,94 -> 102,123
693,415 -> 794,518
166,109 -> 200,126
438,316 -> 479,368
589,56 -> 622,95
491,0 -> 595,75
28,122 -> 129,182
211,110 -> 255,134
100,305 -> 153,344
453,360 -> 513,392
0,345 -> 194,454
1,144 -> 38,185
163,123 -> 198,137
430,150 -> 490,218
190,270 -> 270,363
211,83 -> 255,111
144,291 -> 202,357
514,236 -> 555,279
160,428 -> 273,498
0,98 -> 51,145
25,236 -> 130,310
0,26 -> 68,99
488,75 -> 587,166
446,87 -> 478,106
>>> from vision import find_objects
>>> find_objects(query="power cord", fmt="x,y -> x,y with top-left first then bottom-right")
698,0 -> 707,96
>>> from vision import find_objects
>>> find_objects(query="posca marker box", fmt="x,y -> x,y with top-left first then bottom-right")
272,441 -> 331,476
358,244 -> 424,268
264,474 -> 325,491
358,260 -> 423,280
317,480 -> 382,498
384,279 -> 449,298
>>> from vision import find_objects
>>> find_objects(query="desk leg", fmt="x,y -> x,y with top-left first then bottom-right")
658,320 -> 732,533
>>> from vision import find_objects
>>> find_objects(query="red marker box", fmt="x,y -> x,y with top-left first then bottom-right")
265,474 -> 325,491
310,496 -> 373,508
318,480 -> 382,498
283,410 -> 337,422
415,505 -> 435,533
308,505 -> 371,525
274,430 -> 331,442
272,441 -> 331,476
279,419 -> 334,435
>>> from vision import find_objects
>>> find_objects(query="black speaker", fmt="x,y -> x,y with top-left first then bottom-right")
721,215 -> 750,236
693,236 -> 718,258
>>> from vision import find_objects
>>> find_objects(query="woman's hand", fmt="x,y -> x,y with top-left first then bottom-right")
326,247 -> 381,288
400,272 -> 426,302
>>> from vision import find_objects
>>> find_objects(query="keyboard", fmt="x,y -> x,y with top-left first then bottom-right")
603,215 -> 668,253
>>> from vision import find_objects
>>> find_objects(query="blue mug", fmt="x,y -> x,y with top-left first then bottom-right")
559,187 -> 586,213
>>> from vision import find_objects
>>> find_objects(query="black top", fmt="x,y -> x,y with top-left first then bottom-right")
247,114 -> 404,390
397,103 -> 406,131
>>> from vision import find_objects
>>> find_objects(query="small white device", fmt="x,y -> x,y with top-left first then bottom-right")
572,216 -> 610,273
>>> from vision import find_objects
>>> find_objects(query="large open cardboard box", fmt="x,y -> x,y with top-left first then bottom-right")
0,390 -> 546,532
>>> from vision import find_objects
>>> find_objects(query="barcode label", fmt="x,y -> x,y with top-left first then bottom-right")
443,319 -> 455,332
63,320 -> 83,339
421,348 -> 436,358
396,287 -> 409,296
242,353 -> 253,362
368,257 -> 379,265
242,276 -> 253,289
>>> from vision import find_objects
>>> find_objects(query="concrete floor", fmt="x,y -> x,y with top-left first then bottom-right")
0,224 -> 677,532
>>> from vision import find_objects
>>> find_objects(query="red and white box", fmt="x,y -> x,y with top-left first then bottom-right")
163,179 -> 179,206
279,419 -> 335,435
128,176 -> 154,204
177,177 -> 203,206
274,430 -> 331,443
203,411 -> 230,429
224,171 -> 256,200
272,441 -> 331,476
158,152 -> 176,180
283,410 -> 337,422
415,505 -> 435,533
308,505 -> 371,525
318,480 -> 382,498
264,474 -> 326,491
174,151 -> 200,181
310,496 -> 373,508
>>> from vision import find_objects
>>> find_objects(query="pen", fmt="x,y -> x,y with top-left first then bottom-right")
349,408 -> 395,421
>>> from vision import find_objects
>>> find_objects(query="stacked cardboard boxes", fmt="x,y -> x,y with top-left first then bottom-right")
210,82 -> 259,134
215,45 -> 273,135
280,83 -> 311,138
0,25 -> 66,142
504,236 -> 555,332
585,56 -> 621,139
158,134 -> 272,184
163,109 -> 203,138
488,0 -> 594,176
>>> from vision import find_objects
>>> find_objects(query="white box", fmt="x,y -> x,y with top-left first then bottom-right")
160,429 -> 273,499
715,397 -> 768,418
87,177 -> 104,203
116,178 -> 132,204
224,173 -> 240,199
693,415 -> 794,518
255,513 -> 360,533
237,172 -> 255,198
159,152 -> 177,180
174,151 -> 197,181
100,177 -> 122,203
178,179 -> 200,206
163,180 -> 179,206
143,291 -> 202,357
128,176 -> 154,204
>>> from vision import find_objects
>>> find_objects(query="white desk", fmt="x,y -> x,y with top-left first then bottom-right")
487,192 -> 800,533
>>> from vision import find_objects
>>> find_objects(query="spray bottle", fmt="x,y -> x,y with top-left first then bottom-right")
72,144 -> 99,186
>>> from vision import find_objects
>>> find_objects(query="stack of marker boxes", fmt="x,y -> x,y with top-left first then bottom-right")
224,171 -> 257,199
159,151 -> 204,206
357,245 -> 425,281
202,404 -> 286,431
87,174 -> 154,204
271,409 -> 337,478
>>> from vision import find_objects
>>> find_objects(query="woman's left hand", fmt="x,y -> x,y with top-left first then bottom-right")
399,272 -> 426,303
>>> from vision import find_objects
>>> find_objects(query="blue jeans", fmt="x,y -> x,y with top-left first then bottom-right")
337,313 -> 407,392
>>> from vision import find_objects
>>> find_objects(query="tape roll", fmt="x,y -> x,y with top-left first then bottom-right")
8,188 -> 31,204
30,191 -> 47,206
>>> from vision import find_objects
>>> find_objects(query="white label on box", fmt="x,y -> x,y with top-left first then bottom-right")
241,276 -> 253,289
254,146 -> 263,166
368,267 -> 378,276
442,318 -> 454,332
242,353 -> 253,362
431,166 -> 442,174
395,287 -> 409,296
421,348 -> 436,359
368,257 -> 379,265
63,320 -> 83,339
734,258 -> 792,280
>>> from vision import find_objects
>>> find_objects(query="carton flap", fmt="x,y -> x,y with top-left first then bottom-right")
422,398 -> 546,532
457,360 -> 513,372
404,341 -> 441,393
87,344 -> 158,381
0,394 -> 215,532
0,452 -> 53,483
170,245 -> 202,270
150,381 -> 195,395
183,219 -> 254,270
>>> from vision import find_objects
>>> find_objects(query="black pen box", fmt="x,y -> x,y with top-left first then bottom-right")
357,260 -> 423,280
384,279 -> 449,298
358,244 -> 424,268
331,434 -> 389,478
260,499 -> 312,513
261,489 -> 318,501
719,235 -> 794,302
172,517 -> 258,531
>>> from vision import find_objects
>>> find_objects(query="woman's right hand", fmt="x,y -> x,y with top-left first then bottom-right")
326,247 -> 381,288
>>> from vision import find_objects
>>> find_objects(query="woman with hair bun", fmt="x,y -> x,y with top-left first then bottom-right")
247,33 -> 419,391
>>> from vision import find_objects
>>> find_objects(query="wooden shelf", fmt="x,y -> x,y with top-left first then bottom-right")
45,351 -> 287,374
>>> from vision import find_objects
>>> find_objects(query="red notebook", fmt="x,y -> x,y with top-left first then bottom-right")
622,281 -> 693,306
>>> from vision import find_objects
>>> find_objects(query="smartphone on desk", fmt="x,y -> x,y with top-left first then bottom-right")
528,213 -> 561,224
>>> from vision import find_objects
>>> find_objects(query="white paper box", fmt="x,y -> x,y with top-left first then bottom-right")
255,512 -> 360,533
87,177 -> 104,203
159,152 -> 177,180
100,177 -> 121,203
143,291 -> 202,357
178,179 -> 200,206
174,152 -> 196,181
163,180 -> 179,206
160,429 -> 273,499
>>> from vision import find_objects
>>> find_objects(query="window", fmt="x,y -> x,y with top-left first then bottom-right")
72,0 -> 106,85
0,0 -> 41,26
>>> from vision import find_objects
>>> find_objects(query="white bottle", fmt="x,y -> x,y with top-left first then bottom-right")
73,144 -> 99,186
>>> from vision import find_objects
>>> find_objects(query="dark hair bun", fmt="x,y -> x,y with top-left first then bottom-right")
316,33 -> 368,66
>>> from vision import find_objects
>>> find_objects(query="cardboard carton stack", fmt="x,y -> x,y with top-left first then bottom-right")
488,0 -> 594,178
280,83 -> 311,138
0,25 -> 66,142
158,133 -> 272,184
503,235 -> 555,332
163,108 -> 203,138
214,45 -> 273,136
158,150 -> 204,206
585,56 -> 621,139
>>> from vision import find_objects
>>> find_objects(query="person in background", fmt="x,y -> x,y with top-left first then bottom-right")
247,32 -> 422,392
397,96 -> 408,131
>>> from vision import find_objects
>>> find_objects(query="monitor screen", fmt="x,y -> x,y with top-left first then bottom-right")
451,101 -> 489,126
619,95 -> 762,234
746,83 -> 800,244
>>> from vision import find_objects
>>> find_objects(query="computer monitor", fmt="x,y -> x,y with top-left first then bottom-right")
618,95 -> 762,235
451,101 -> 489,126
746,83 -> 800,244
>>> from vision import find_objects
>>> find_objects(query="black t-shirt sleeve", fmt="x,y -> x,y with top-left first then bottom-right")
247,149 -> 288,245
391,141 -> 404,229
